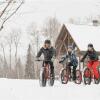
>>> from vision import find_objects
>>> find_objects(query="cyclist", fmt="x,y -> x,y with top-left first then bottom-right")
59,45 -> 78,81
36,39 -> 56,78
81,43 -> 100,81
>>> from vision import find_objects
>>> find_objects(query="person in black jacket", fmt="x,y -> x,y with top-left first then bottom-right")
59,45 -> 78,81
81,43 -> 100,79
36,40 -> 56,77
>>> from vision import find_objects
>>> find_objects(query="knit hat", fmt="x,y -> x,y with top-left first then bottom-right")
88,43 -> 93,48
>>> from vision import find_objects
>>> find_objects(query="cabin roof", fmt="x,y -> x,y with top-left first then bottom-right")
64,24 -> 100,51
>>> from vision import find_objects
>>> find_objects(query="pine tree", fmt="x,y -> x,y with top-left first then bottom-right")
25,44 -> 35,79
16,58 -> 23,79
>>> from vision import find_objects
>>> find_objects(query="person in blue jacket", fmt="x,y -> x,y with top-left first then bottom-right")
59,45 -> 78,81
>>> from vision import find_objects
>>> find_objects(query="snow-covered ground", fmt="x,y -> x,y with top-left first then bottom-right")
0,79 -> 100,100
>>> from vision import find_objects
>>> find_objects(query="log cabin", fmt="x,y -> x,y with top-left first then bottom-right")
55,23 -> 100,70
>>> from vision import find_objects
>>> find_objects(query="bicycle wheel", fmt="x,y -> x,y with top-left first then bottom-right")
48,75 -> 55,86
97,66 -> 100,79
94,78 -> 100,84
60,68 -> 69,84
48,71 -> 55,86
84,68 -> 91,85
75,70 -> 82,84
39,68 -> 46,87
93,66 -> 100,84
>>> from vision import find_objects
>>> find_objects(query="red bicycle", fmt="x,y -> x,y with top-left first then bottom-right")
36,60 -> 55,87
59,62 -> 82,84
83,61 -> 100,85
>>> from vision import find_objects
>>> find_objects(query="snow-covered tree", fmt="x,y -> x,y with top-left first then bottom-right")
27,22 -> 40,54
42,17 -> 61,45
15,58 -> 23,79
12,28 -> 22,64
5,32 -> 15,70
25,44 -> 35,79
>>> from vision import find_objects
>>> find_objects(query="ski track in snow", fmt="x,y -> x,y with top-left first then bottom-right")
0,79 -> 99,100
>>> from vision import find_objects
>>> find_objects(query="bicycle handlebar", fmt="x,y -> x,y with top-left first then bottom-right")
35,59 -> 52,62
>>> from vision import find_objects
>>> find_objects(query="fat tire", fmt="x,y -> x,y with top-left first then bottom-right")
39,68 -> 46,87
84,68 -> 91,85
60,68 -> 69,84
75,70 -> 82,84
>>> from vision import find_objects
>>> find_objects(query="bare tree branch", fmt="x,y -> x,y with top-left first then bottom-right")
0,0 -> 24,31
0,0 -> 13,18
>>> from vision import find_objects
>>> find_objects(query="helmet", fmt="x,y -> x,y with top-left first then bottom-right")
44,39 -> 51,44
88,43 -> 93,48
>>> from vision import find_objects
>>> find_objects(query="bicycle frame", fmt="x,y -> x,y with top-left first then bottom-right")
43,62 -> 50,80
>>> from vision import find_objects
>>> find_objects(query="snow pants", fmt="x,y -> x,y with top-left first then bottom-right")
87,60 -> 100,79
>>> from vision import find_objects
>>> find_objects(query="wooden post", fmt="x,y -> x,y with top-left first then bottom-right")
68,34 -> 70,46
58,32 -> 68,56
64,42 -> 68,52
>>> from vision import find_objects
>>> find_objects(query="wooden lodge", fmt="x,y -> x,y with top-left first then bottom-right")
55,23 -> 100,69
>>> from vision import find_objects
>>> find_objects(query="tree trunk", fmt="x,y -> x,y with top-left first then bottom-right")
2,47 -> 6,64
15,45 -> 18,64
9,45 -> 12,70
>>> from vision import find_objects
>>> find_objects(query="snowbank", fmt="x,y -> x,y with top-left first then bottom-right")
0,79 -> 100,100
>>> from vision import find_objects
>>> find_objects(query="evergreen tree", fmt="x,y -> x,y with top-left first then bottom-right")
25,44 -> 35,79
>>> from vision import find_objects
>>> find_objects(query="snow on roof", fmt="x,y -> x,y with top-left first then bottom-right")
65,24 -> 100,51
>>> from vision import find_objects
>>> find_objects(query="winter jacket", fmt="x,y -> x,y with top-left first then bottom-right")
81,50 -> 99,62
36,46 -> 56,61
59,52 -> 78,67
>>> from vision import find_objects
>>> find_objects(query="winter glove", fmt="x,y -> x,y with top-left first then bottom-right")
51,57 -> 55,62
59,60 -> 63,63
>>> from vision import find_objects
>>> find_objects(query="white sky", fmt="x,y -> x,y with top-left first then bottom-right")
2,0 -> 100,31
0,0 -> 100,61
